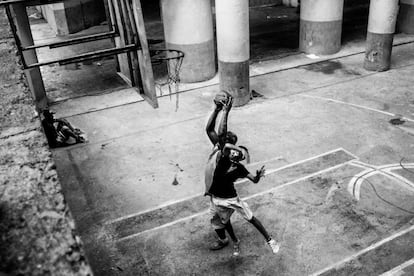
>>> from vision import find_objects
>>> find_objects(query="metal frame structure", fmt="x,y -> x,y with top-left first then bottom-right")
0,0 -> 158,108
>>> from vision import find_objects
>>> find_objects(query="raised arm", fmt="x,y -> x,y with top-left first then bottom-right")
217,96 -> 233,148
206,104 -> 221,145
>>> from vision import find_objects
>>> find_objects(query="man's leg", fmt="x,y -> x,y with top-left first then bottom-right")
249,216 -> 280,254
248,216 -> 271,241
232,197 -> 280,254
209,207 -> 229,250
210,226 -> 229,250
214,228 -> 226,240
225,220 -> 241,256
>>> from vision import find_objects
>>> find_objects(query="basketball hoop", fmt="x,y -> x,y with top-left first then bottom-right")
151,49 -> 184,111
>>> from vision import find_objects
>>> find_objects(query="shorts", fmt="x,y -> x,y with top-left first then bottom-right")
209,196 -> 253,230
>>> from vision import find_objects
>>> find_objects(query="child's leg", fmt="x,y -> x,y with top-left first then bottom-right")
248,216 -> 271,242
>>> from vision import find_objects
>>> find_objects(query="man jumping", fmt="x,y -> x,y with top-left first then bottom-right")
205,92 -> 280,256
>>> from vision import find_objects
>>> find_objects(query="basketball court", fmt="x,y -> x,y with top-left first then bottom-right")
109,148 -> 414,275
0,1 -> 412,274
47,40 -> 414,275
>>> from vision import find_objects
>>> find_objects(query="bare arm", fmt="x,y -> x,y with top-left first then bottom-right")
246,165 -> 266,183
217,96 -> 233,148
206,105 -> 221,145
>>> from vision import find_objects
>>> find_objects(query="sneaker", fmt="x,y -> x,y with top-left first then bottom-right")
210,238 -> 229,250
232,240 -> 241,257
267,239 -> 280,254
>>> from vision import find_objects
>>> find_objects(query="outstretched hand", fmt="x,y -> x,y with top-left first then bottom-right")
256,165 -> 266,178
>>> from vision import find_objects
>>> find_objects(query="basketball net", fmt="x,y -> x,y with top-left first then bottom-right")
151,49 -> 184,111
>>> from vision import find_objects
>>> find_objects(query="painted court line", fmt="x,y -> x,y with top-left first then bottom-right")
379,258 -> 414,276
310,224 -> 414,276
353,169 -> 414,200
243,160 -> 354,202
262,148 -> 347,176
106,155 -> 283,225
300,94 -> 414,123
339,147 -> 359,160
108,148 -> 346,225
348,161 -> 414,200
117,159 -> 354,242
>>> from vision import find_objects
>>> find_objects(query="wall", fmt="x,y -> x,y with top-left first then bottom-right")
0,9 -> 93,275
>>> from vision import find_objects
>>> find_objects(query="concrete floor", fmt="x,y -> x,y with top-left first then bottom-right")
33,4 -> 414,276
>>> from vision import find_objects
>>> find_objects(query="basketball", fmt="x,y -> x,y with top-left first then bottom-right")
213,91 -> 229,106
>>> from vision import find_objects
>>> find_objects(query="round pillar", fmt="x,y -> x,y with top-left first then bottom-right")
299,0 -> 344,55
364,0 -> 399,71
161,0 -> 215,83
216,0 -> 250,107
397,0 -> 414,34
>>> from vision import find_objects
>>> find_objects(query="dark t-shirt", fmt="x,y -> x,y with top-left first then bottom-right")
208,155 -> 249,198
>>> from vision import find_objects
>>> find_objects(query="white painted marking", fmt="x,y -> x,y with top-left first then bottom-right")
383,168 -> 414,191
354,170 -> 377,200
243,161 -> 354,202
339,148 -> 360,160
354,170 -> 414,200
247,155 -> 284,167
106,155 -> 284,225
310,224 -> 414,276
349,161 -> 373,170
259,148 -> 350,177
379,258 -> 414,276
117,160 -> 354,242
347,172 -> 371,198
300,94 -> 414,123
347,161 -> 414,200
118,211 -> 208,243
108,149 -> 348,225
351,160 -> 378,169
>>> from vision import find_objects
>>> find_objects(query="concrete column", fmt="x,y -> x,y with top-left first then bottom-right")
299,0 -> 344,55
364,0 -> 399,71
397,0 -> 414,34
161,0 -> 215,83
11,4 -> 48,110
41,0 -> 106,36
216,0 -> 250,107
